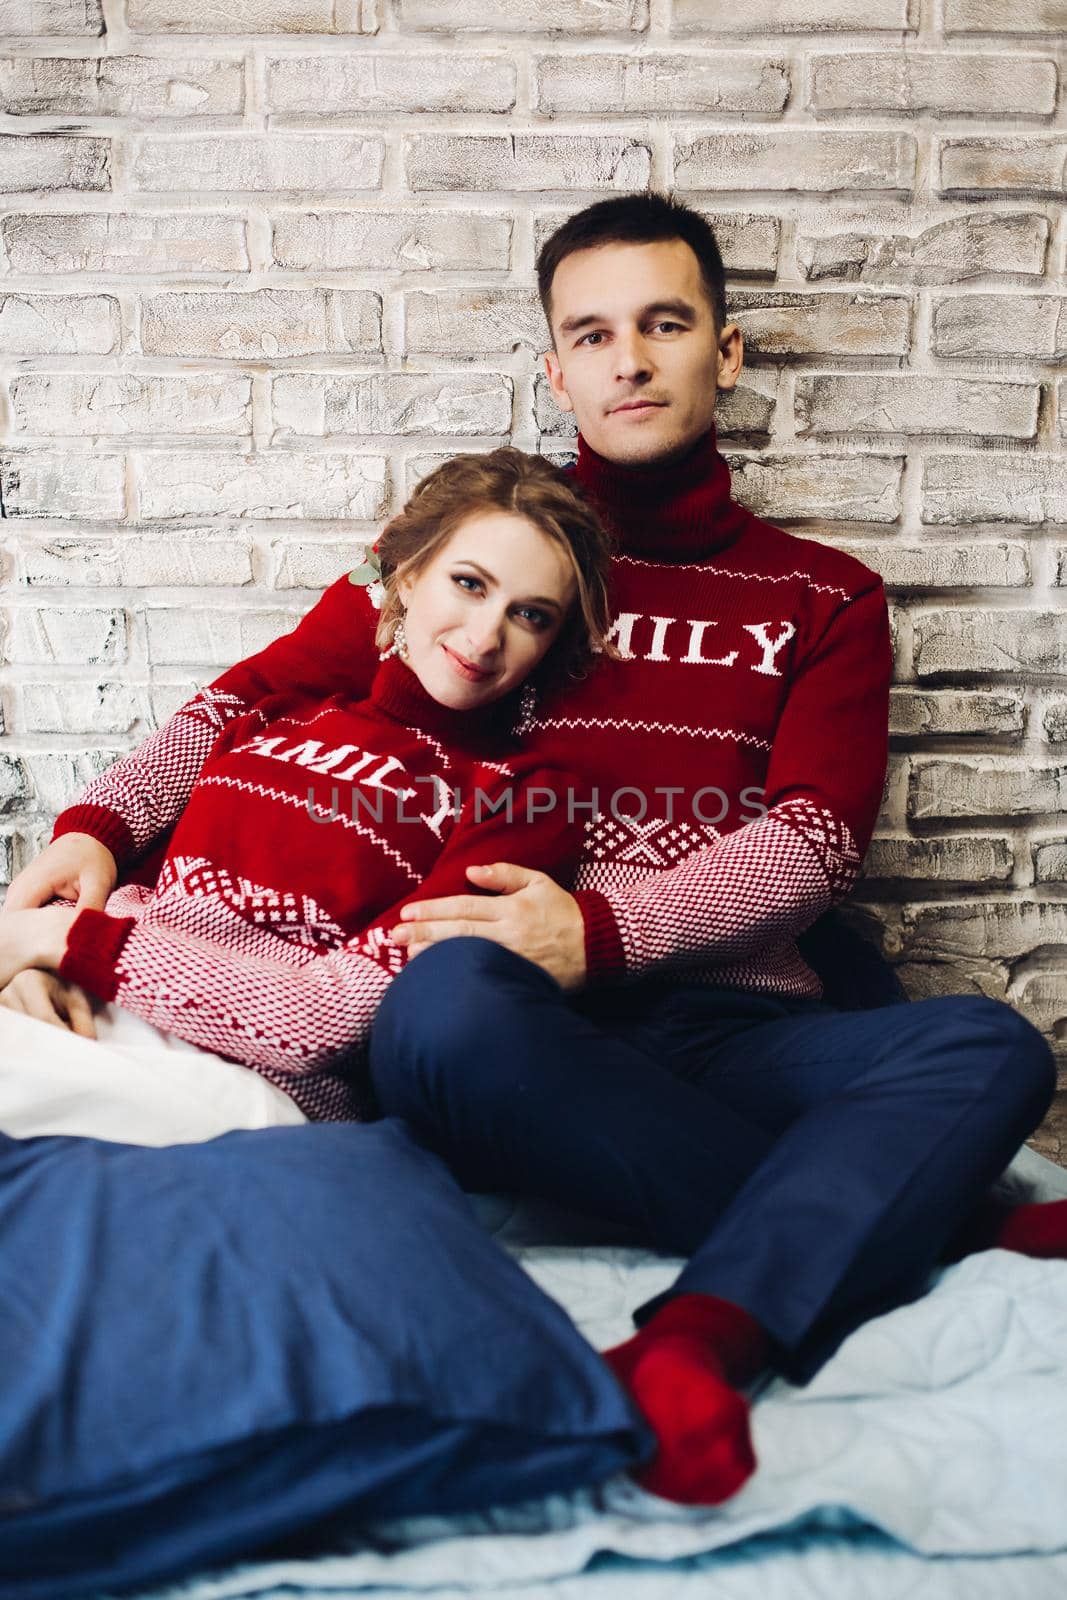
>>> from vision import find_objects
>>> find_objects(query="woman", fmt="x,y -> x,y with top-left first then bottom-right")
0,449 -> 614,1144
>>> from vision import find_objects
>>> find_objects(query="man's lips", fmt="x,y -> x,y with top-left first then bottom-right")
442,643 -> 494,682
611,399 -> 667,414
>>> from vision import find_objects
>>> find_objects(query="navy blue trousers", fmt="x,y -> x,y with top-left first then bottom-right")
369,940 -> 1057,1380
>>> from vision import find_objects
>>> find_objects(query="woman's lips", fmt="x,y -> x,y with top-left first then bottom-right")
442,643 -> 493,682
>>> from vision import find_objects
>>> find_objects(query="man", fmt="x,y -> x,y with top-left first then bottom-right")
365,194 -> 1060,1504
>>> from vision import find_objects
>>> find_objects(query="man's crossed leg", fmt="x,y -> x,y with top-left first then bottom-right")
370,938 -> 1057,1506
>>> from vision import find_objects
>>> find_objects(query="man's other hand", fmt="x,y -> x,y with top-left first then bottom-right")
390,863 -> 587,991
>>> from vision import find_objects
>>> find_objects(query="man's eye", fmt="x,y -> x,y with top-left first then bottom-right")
578,331 -> 605,347
651,321 -> 683,334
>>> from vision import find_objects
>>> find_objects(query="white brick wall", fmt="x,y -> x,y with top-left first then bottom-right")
0,0 -> 1065,1065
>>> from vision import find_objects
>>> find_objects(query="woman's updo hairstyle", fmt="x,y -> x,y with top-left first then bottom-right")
373,447 -> 617,682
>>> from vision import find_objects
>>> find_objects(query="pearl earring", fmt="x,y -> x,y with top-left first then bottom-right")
379,615 -> 408,661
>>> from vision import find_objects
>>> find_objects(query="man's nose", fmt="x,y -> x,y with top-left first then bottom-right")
614,330 -> 652,381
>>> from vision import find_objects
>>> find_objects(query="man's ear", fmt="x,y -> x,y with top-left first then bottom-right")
715,322 -> 744,395
544,348 -> 575,414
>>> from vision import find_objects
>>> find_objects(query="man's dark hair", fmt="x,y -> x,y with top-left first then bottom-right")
536,192 -> 728,337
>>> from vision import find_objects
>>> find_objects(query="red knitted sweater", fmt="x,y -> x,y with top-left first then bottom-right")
546,433 -> 892,994
57,656 -> 583,1120
55,427 -> 891,1048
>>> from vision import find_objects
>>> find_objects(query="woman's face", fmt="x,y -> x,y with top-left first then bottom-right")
397,510 -> 578,711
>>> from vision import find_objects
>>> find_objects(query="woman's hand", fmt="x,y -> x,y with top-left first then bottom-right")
0,969 -> 97,1038
1,833 -> 117,916
0,906 -> 79,991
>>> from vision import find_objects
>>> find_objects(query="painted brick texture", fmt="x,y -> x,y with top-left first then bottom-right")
0,0 -> 1064,1115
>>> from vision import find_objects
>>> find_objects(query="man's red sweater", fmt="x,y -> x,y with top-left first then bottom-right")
55,427 -> 892,1030
56,656 -> 583,1120
547,432 -> 892,995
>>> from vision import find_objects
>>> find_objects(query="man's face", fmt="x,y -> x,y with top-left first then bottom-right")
543,238 -> 743,467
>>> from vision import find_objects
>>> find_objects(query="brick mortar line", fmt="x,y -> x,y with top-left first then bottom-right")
12,112 -> 1061,128
1,38 -> 1064,60
5,19 -> 1066,45
1,288 -> 1061,312
7,117 -> 1065,139
1,117 -> 1061,142
0,196 -> 1058,221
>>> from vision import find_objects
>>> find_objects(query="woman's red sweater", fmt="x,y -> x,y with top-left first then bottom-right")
57,656 -> 583,1121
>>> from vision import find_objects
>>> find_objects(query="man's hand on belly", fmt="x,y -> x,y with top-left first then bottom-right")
390,863 -> 587,991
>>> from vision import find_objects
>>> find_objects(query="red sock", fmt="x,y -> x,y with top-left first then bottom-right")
603,1294 -> 768,1506
993,1199 -> 1067,1259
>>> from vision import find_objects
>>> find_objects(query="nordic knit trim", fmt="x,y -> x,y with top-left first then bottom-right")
53,803 -> 135,862
59,906 -> 132,1002
574,888 -> 627,981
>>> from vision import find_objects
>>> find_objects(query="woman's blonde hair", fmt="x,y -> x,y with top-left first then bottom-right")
373,447 -> 617,682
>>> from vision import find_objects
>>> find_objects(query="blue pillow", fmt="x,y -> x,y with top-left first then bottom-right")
0,1120 -> 648,1598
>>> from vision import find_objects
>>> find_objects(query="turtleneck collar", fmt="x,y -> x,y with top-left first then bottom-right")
573,425 -> 748,563
369,652 -> 515,751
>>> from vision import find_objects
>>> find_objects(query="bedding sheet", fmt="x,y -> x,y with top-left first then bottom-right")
0,1005 -> 306,1145
105,1148 -> 1067,1600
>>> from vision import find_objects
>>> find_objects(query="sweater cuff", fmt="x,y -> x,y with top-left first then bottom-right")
53,805 -> 135,864
58,908 -> 136,1004
573,889 -> 627,984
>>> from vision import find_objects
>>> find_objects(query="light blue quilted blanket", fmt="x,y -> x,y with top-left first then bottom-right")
112,1148 -> 1067,1600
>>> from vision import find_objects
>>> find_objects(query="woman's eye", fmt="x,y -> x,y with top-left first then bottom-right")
453,574 -> 482,593
516,607 -> 550,629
